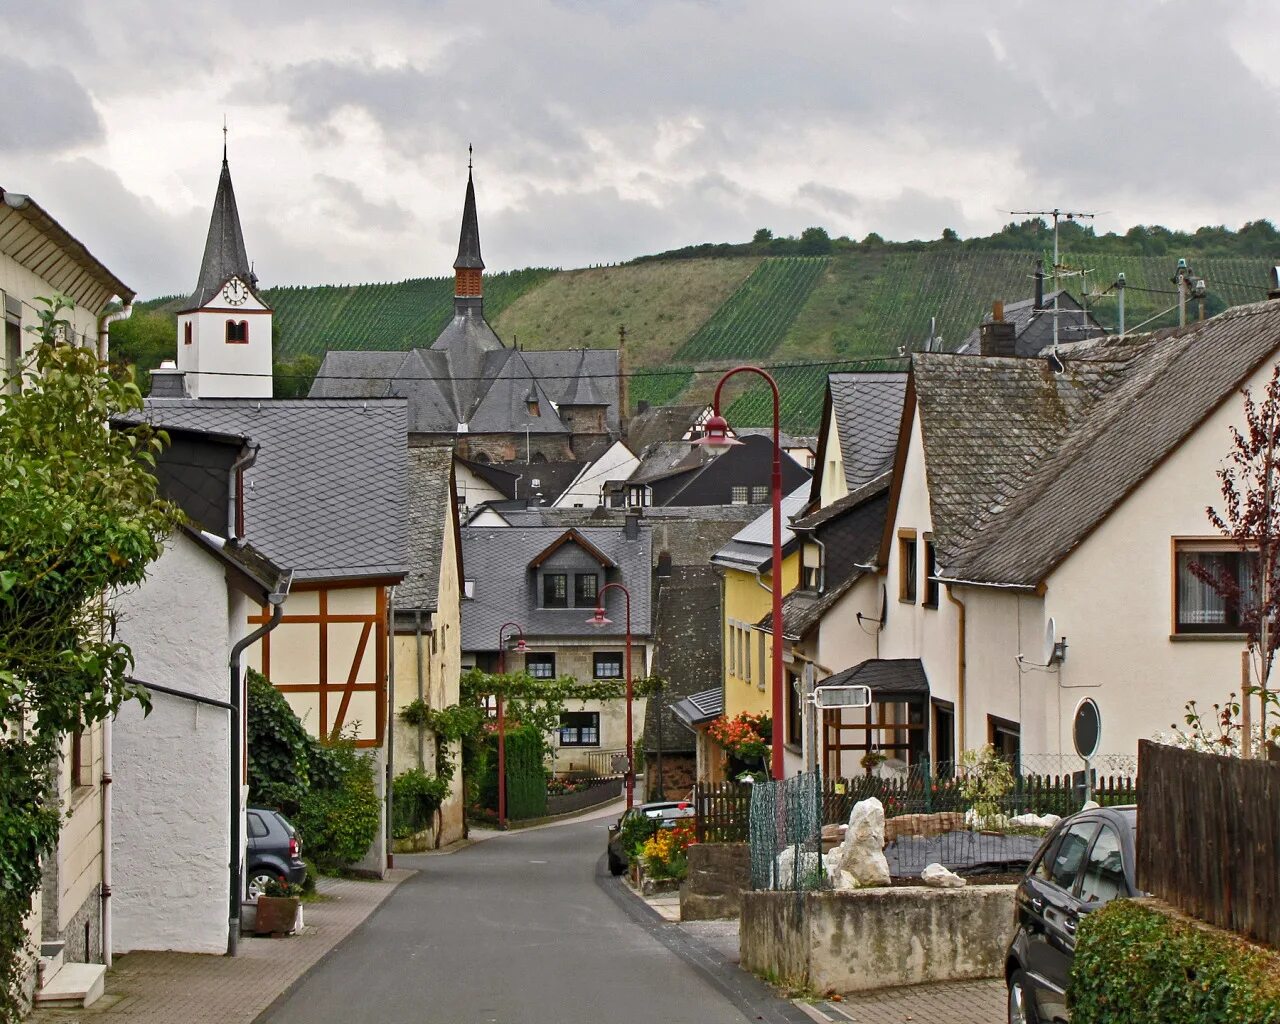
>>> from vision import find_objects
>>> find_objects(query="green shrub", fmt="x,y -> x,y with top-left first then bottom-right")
295,740 -> 381,870
1072,900 -> 1280,1024
392,768 -> 450,839
246,668 -> 315,813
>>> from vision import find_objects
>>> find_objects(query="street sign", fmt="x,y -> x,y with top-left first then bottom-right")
813,684 -> 872,710
1073,697 -> 1101,761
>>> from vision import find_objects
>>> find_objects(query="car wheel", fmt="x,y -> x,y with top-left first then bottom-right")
247,872 -> 279,902
1007,969 -> 1039,1024
607,854 -> 626,876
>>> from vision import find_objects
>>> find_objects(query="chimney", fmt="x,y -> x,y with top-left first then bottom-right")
979,300 -> 1017,357
1034,259 -> 1045,311
624,512 -> 640,540
149,361 -> 189,399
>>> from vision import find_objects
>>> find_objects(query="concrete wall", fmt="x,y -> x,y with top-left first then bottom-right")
680,843 -> 750,921
740,886 -> 1016,993
112,534 -> 238,954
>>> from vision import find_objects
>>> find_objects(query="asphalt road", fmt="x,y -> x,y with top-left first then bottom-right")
257,807 -> 787,1024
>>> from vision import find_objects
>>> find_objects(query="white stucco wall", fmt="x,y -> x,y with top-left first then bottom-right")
112,534 -> 239,954
176,287 -> 272,399
553,440 -> 639,508
1,254 -> 104,377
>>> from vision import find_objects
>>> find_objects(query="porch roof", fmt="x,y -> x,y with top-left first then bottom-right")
817,658 -> 929,699
670,687 -> 724,728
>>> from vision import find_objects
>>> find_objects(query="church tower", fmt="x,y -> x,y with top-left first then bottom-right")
176,141 -> 272,399
453,153 -> 485,318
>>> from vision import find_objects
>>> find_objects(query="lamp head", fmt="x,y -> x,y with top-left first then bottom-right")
689,412 -> 740,447
514,638 -> 528,653
587,607 -> 611,627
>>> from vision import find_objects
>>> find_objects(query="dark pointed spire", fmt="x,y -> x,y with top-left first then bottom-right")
187,140 -> 254,309
453,151 -> 484,272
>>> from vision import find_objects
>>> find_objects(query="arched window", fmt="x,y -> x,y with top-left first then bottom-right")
473,452 -> 491,465
226,320 -> 249,343
184,322 -> 193,345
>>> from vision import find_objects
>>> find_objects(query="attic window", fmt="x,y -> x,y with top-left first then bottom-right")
526,388 -> 540,417
184,322 -> 193,346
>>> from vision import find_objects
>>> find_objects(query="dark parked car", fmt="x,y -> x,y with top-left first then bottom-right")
246,807 -> 307,900
606,800 -> 696,875
1005,804 -> 1140,1024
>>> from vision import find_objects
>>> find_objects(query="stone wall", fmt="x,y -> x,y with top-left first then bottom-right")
740,886 -> 1016,992
645,754 -> 696,800
680,843 -> 750,921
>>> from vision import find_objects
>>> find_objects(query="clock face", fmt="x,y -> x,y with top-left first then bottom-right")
222,278 -> 249,306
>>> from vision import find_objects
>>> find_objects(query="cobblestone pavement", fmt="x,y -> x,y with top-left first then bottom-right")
32,871 -> 411,1024
803,980 -> 1005,1024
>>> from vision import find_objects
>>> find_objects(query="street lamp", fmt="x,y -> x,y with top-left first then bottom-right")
692,366 -> 785,780
587,583 -> 635,810
496,621 -> 527,830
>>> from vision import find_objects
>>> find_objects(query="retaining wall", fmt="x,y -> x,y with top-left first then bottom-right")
680,842 -> 751,920
546,777 -> 622,816
740,885 -> 1016,992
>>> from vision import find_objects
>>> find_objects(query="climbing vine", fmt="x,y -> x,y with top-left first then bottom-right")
0,297 -> 180,1021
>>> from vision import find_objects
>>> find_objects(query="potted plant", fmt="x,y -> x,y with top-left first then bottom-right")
254,878 -> 303,936
860,750 -> 888,776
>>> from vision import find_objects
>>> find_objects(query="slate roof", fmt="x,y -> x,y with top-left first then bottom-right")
459,524 -> 652,650
826,372 -> 909,493
626,404 -> 705,451
956,291 -> 1105,356
710,486 -> 810,572
644,564 -> 723,753
759,474 -> 891,640
911,350 -> 1133,567
453,169 -> 484,271
817,658 -> 929,697
670,687 -> 724,729
946,299 -> 1280,586
628,441 -> 712,485
130,399 -> 408,582
400,445 -> 455,612
185,155 -> 259,311
182,525 -> 290,600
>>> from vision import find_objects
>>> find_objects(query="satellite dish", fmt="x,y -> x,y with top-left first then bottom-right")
1073,698 -> 1101,761
1044,617 -> 1058,665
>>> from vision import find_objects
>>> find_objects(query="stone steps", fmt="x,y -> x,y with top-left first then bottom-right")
35,961 -> 106,1009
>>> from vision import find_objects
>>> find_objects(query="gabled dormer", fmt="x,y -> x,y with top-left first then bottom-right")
176,144 -> 272,399
528,529 -> 617,610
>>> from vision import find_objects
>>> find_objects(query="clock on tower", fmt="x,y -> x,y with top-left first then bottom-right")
222,278 -> 250,306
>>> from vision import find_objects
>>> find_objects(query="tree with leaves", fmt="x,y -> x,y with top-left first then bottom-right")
0,297 -> 180,1021
1195,362 -> 1280,755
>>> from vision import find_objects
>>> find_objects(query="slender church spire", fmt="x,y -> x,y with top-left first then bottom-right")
453,146 -> 485,310
187,134 -> 255,310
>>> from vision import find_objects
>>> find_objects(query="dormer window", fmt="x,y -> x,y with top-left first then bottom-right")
225,320 -> 249,343
574,573 -> 598,605
542,573 -> 568,608
526,387 -> 540,417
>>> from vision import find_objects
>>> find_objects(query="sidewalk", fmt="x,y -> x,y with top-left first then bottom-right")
32,870 -> 412,1024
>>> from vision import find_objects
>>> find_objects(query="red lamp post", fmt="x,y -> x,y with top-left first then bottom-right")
496,621 -> 527,830
693,366 -> 785,780
587,583 -> 634,810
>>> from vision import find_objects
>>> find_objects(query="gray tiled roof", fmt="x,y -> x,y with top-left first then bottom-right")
710,486 -> 810,572
523,348 -> 621,433
817,658 -> 929,697
670,687 -> 724,728
186,157 -> 258,310
399,445 -> 455,612
645,564 -> 723,753
133,399 -> 408,582
956,291 -> 1105,356
626,404 -> 705,451
460,524 -> 652,650
948,300 -> 1280,586
629,441 -> 710,485
912,350 -> 1132,566
828,372 -> 909,492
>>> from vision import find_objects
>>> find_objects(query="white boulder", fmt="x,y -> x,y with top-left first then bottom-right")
774,846 -> 821,888
921,862 -> 966,888
830,797 -> 892,888
1009,812 -> 1061,829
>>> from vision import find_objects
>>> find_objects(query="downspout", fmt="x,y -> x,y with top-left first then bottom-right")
228,445 -> 260,542
97,301 -> 133,362
945,584 -> 967,748
227,573 -> 291,956
386,585 -> 397,871
101,688 -> 114,967
415,611 -> 426,769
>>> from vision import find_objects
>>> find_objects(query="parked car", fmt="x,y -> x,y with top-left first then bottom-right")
1005,804 -> 1140,1024
246,807 -> 307,900
606,800 -> 696,875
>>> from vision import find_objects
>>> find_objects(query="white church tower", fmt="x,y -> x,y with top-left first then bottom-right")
175,143 -> 272,398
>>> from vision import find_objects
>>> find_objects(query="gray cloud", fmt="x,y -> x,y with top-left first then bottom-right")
0,55 -> 103,153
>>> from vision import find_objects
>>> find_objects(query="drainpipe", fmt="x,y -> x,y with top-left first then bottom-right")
96,302 -> 133,362
386,585 -> 397,871
228,445 -> 259,542
227,574 -> 292,956
945,584 -> 967,749
101,691 -> 114,967
415,612 -> 426,769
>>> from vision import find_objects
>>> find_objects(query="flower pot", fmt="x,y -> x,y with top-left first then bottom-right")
254,895 -> 301,936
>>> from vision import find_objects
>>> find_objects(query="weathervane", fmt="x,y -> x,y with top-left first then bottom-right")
468,143 -> 473,171
222,115 -> 228,161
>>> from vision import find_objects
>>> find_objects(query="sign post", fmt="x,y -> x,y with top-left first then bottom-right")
1072,697 -> 1102,803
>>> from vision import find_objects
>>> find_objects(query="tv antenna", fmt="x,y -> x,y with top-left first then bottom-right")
1010,209 -> 1097,353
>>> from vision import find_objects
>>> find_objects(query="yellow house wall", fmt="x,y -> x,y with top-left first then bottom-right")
721,553 -> 800,722
818,413 -> 848,508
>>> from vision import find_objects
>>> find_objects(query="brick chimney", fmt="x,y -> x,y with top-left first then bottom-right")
979,300 -> 1017,357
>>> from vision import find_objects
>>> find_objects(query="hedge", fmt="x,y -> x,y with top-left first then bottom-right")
1071,900 -> 1280,1024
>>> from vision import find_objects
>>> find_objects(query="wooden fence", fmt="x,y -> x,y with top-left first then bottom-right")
694,781 -> 752,842
1137,739 -> 1280,948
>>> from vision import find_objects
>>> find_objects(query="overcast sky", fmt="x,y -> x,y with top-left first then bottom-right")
6,0 -> 1280,298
